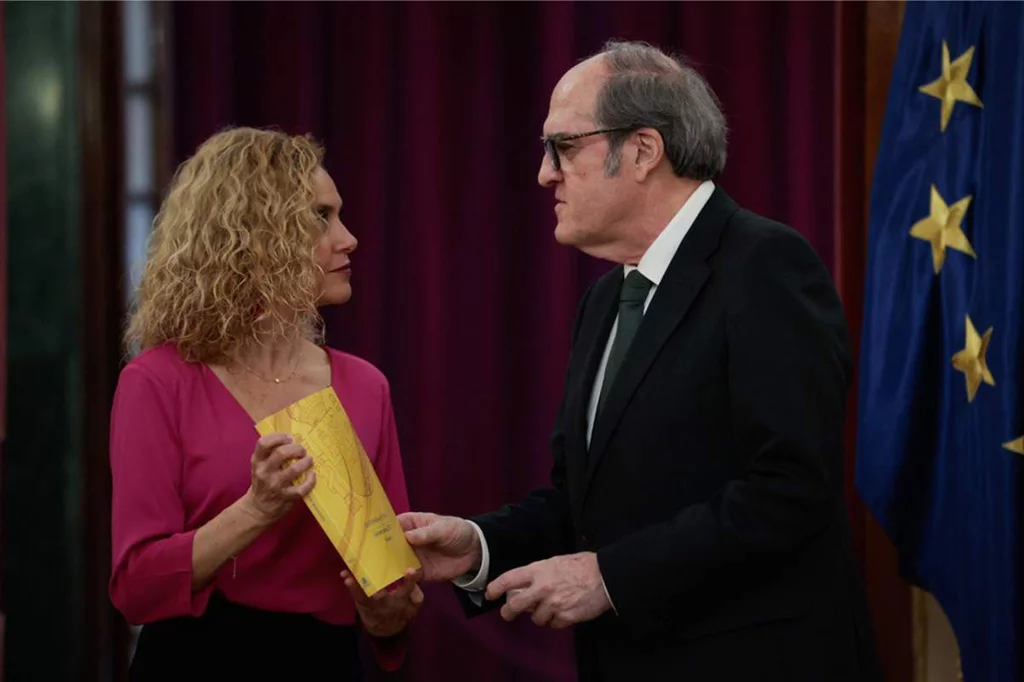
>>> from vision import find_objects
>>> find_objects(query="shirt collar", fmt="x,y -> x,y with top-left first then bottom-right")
624,180 -> 716,284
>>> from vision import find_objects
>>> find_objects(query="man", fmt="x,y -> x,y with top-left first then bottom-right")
400,40 -> 881,681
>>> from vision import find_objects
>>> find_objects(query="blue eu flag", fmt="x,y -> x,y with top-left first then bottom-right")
856,3 -> 1024,680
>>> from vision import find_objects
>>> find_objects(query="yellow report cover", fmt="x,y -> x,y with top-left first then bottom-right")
254,386 -> 420,597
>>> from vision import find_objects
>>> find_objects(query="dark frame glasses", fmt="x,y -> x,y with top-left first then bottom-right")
540,126 -> 635,172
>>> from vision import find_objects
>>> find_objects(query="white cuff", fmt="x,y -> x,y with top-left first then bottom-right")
451,521 -> 490,593
601,575 -> 618,615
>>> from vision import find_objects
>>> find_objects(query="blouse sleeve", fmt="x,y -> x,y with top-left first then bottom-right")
108,362 -> 215,624
364,377 -> 413,671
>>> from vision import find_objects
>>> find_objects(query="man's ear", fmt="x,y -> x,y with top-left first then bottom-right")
633,128 -> 665,182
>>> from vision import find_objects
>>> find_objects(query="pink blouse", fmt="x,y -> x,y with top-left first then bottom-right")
109,343 -> 412,664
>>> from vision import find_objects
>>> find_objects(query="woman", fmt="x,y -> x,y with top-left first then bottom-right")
110,127 -> 421,678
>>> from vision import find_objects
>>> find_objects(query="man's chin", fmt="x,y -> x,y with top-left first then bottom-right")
553,222 -> 578,246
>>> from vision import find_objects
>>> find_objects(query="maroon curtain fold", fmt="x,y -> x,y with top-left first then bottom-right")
171,3 -> 887,680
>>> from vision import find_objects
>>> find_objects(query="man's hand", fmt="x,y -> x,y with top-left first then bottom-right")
397,512 -> 482,582
341,568 -> 424,638
485,552 -> 611,629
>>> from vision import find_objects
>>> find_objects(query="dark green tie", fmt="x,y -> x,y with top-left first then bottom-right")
597,270 -> 654,416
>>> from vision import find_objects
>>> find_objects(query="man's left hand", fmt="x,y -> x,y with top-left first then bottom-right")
341,568 -> 424,638
485,552 -> 610,629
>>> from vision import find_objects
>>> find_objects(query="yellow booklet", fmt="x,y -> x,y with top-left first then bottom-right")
255,386 -> 420,597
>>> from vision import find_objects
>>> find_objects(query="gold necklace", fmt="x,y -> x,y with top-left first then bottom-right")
238,348 -> 303,384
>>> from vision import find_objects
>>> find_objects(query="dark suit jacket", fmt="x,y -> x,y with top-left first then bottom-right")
462,189 -> 882,682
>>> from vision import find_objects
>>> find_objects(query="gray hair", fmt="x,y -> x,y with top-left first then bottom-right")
593,40 -> 727,179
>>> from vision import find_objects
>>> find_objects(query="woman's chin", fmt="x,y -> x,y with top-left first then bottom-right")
317,283 -> 352,307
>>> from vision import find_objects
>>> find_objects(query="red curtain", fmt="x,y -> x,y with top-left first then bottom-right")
171,2 -> 903,679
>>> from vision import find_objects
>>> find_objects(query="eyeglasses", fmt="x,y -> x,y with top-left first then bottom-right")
540,126 -> 634,172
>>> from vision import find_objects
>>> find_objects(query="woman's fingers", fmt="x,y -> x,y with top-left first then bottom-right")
275,454 -> 313,488
340,570 -> 373,605
286,469 -> 316,497
265,443 -> 306,472
251,433 -> 292,463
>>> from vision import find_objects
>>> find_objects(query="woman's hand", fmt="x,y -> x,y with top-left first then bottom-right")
191,434 -> 314,590
241,433 -> 315,525
341,568 -> 424,638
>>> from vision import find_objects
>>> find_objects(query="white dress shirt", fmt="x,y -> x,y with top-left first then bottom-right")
455,181 -> 717,607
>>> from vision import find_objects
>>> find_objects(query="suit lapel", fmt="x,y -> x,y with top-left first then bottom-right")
567,273 -> 620,462
583,188 -> 737,491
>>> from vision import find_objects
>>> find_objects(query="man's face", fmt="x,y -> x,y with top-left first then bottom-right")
538,58 -> 635,257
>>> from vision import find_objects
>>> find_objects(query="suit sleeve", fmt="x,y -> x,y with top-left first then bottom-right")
456,283 -> 595,614
597,229 -> 852,638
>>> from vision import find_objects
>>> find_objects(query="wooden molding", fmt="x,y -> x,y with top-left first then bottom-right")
78,3 -> 130,680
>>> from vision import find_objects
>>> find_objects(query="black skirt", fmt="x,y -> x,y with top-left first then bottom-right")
129,593 -> 364,681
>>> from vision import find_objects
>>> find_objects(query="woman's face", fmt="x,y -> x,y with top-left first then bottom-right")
312,167 -> 358,305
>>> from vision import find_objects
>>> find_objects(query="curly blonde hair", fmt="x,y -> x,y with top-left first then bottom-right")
126,127 -> 327,364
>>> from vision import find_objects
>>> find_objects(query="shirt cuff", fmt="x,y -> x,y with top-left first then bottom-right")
451,520 -> 490,592
601,574 -> 618,615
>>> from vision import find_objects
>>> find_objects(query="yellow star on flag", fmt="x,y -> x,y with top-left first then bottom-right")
919,41 -> 983,132
951,315 -> 995,402
1003,436 -> 1024,455
910,185 -> 976,274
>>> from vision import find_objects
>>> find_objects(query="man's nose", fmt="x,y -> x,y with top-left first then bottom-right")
538,154 -> 560,187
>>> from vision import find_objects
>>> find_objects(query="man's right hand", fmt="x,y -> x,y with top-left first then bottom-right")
398,512 -> 482,582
